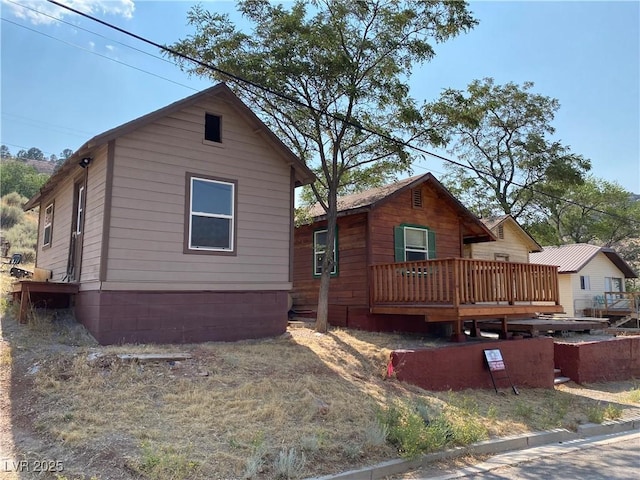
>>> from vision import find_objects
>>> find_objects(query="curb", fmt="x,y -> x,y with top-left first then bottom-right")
306,417 -> 640,480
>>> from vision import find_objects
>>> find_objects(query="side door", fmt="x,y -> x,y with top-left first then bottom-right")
67,179 -> 86,282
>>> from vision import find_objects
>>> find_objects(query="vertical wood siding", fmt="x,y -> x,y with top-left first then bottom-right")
106,98 -> 292,289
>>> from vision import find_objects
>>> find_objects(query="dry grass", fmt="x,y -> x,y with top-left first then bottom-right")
1,282 -> 640,479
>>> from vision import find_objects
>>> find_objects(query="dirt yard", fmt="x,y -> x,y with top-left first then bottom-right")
1,303 -> 639,480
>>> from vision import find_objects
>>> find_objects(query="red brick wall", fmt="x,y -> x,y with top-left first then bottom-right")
75,290 -> 289,345
389,337 -> 555,391
554,337 -> 640,384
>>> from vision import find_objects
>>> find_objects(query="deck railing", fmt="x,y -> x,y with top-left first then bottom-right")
370,258 -> 559,307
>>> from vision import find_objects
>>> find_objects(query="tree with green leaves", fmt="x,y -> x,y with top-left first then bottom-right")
528,175 -> 640,242
423,78 -> 591,220
0,160 -> 49,198
16,147 -> 45,161
168,0 -> 477,332
0,145 -> 11,159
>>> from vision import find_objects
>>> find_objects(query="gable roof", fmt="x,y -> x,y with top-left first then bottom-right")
480,214 -> 543,253
24,83 -> 315,210
530,243 -> 637,278
304,173 -> 495,243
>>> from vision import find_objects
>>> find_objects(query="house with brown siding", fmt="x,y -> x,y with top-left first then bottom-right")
292,174 -> 563,340
465,214 -> 542,263
23,83 -> 314,344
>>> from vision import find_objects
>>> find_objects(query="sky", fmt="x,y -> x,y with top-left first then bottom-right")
1,0 -> 639,194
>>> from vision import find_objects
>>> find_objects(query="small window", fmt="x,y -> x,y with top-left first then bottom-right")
494,253 -> 509,262
186,174 -> 236,253
204,113 -> 222,143
580,275 -> 590,290
497,225 -> 504,239
313,229 -> 337,277
412,188 -> 423,208
43,203 -> 54,248
394,225 -> 436,262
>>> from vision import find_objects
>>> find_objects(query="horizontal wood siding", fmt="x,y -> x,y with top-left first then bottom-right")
291,213 -> 368,310
79,144 -> 107,284
36,176 -> 76,281
370,182 -> 462,263
566,252 -> 629,316
107,97 -> 292,289
468,221 -> 531,263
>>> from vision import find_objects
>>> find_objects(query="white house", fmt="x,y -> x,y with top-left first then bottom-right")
530,244 -> 637,316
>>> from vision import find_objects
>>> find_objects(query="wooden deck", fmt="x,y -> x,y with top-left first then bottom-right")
370,258 -> 562,338
11,281 -> 79,323
476,318 -> 606,337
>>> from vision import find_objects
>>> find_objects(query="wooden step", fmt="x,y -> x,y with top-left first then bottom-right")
554,376 -> 571,385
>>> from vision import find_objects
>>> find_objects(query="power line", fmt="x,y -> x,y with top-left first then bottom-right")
2,112 -> 93,138
6,0 -> 177,68
39,0 -> 640,226
1,17 -> 196,91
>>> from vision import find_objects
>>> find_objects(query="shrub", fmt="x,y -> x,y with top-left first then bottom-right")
1,192 -> 28,207
273,448 -> 306,479
0,203 -> 23,229
4,220 -> 37,263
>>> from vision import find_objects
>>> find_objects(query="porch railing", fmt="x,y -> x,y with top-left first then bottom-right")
370,258 -> 559,307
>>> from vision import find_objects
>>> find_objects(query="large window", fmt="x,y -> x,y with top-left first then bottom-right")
186,174 -> 236,253
313,229 -> 337,277
394,225 -> 436,262
43,202 -> 54,248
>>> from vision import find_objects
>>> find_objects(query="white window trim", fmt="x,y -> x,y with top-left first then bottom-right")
43,203 -> 53,247
188,177 -> 235,252
580,275 -> 591,290
404,226 -> 429,260
76,186 -> 84,234
313,229 -> 337,276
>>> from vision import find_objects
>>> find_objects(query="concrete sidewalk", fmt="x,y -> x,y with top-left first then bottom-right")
306,417 -> 640,480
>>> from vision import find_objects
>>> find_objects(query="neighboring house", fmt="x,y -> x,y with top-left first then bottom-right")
465,214 -> 542,263
23,84 -> 315,344
530,244 -> 637,317
292,174 -> 562,340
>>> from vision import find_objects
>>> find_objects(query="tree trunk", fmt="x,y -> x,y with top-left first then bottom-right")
315,188 -> 338,333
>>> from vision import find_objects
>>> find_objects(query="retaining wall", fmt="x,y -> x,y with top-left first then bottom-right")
389,337 -> 555,391
554,336 -> 640,383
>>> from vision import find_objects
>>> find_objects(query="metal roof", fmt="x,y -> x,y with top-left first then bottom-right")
530,243 -> 637,278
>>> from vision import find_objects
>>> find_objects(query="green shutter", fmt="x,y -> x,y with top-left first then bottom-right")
394,226 -> 405,262
427,229 -> 436,259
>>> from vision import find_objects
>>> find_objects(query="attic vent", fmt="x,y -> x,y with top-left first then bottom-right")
412,189 -> 423,208
498,225 -> 504,239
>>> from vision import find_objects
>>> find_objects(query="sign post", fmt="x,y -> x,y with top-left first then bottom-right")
484,349 -> 519,395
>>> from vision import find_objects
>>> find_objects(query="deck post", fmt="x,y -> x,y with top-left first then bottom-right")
470,319 -> 480,337
499,317 -> 509,340
450,319 -> 466,343
453,258 -> 461,308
